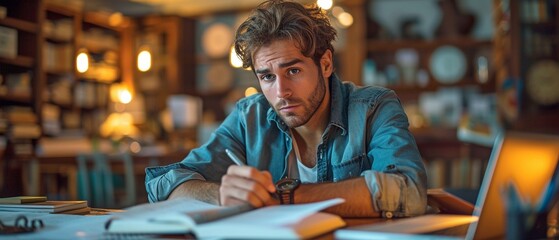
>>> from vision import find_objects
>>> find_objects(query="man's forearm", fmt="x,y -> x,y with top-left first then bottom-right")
295,177 -> 380,217
168,180 -> 220,205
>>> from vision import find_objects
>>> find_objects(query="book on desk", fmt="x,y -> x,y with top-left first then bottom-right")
105,197 -> 346,239
0,196 -> 89,214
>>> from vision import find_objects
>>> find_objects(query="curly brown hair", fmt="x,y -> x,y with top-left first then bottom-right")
234,0 -> 337,69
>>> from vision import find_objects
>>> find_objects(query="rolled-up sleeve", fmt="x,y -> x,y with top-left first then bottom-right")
145,163 -> 206,203
361,170 -> 426,217
363,91 -> 427,217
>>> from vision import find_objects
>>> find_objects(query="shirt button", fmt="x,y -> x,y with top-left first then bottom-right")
384,211 -> 393,218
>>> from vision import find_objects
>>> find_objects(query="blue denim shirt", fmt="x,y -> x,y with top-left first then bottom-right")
145,74 -> 427,217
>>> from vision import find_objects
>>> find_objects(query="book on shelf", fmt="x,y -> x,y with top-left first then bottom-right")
6,106 -> 37,123
10,139 -> 34,156
0,200 -> 88,214
5,72 -> 31,96
105,197 -> 345,239
8,123 -> 42,139
0,25 -> 17,58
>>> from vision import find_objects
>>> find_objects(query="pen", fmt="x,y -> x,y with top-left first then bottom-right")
225,149 -> 246,166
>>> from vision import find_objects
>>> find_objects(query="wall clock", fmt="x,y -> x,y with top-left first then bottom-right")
429,45 -> 467,84
206,61 -> 234,92
202,23 -> 233,58
526,60 -> 559,106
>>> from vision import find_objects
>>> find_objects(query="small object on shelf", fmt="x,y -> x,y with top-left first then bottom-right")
0,26 -> 17,58
0,6 -> 6,19
474,47 -> 493,84
434,0 -> 476,38
399,17 -> 422,40
429,45 -> 467,84
526,60 -> 559,106
416,69 -> 429,87
395,48 -> 419,85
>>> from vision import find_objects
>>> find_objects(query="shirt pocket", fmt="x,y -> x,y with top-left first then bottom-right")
332,154 -> 367,181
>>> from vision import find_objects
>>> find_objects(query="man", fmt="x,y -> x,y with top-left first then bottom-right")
146,0 -> 427,218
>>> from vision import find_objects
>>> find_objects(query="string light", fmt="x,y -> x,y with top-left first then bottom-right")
137,47 -> 152,72
317,0 -> 333,10
76,49 -> 89,73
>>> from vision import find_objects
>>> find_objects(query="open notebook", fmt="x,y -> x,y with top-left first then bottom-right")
336,131 -> 559,239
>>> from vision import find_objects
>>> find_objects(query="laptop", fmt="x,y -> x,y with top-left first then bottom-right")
335,132 -> 559,240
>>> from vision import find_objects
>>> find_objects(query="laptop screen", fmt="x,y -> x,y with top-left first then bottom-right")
468,132 -> 559,239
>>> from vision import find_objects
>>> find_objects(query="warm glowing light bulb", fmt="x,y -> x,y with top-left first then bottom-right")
76,51 -> 89,73
118,88 -> 132,104
230,46 -> 243,68
110,83 -> 133,104
137,49 -> 152,72
109,12 -> 123,27
338,12 -> 354,27
129,141 -> 142,153
316,0 -> 333,10
245,87 -> 258,97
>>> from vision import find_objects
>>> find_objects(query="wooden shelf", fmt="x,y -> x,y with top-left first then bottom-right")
367,38 -> 493,52
522,21 -> 558,31
82,42 -> 119,54
45,68 -> 73,76
83,12 -> 131,31
76,77 -> 117,84
45,3 -> 79,17
0,56 -> 35,68
0,93 -> 32,104
0,17 -> 39,33
45,35 -> 73,44
46,100 -> 74,109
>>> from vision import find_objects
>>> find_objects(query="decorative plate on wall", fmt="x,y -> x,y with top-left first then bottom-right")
196,61 -> 234,93
429,45 -> 467,84
202,23 -> 233,58
526,60 -> 559,106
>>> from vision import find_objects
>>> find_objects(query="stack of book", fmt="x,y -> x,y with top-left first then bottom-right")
0,196 -> 90,215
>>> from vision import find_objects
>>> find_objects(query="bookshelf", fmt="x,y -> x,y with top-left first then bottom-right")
509,0 -> 559,134
0,1 -> 135,197
41,3 -> 80,137
0,0 -> 43,196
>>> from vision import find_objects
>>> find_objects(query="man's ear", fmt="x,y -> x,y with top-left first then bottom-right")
320,49 -> 333,78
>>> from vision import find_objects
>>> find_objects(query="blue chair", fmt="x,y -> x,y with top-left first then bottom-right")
76,151 -> 136,208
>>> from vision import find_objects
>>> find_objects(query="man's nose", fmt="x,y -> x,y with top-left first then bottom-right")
276,76 -> 292,98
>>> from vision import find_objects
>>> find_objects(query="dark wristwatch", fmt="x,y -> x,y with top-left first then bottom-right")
275,178 -> 301,205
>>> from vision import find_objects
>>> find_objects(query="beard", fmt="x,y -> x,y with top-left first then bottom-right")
273,72 -> 327,128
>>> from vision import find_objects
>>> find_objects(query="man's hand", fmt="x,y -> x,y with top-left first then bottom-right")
220,165 -> 277,208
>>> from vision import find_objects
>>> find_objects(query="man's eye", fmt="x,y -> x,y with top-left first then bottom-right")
288,69 -> 300,75
260,74 -> 275,81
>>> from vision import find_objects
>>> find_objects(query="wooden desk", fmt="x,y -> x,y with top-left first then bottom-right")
0,208 -> 473,240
